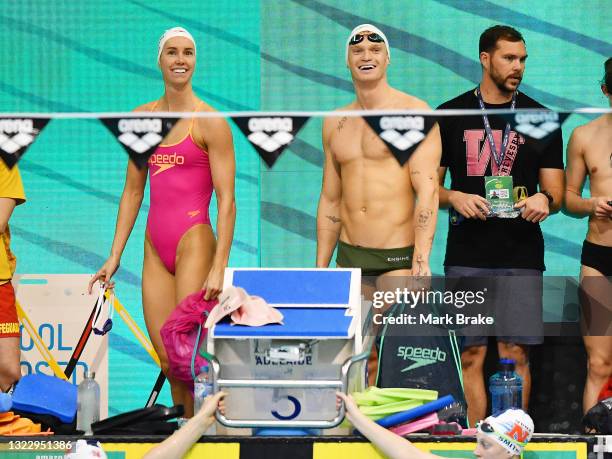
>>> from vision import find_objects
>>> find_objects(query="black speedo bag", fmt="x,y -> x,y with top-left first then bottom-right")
374,302 -> 467,427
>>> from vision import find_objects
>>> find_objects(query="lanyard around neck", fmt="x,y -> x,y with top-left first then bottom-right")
476,87 -> 517,169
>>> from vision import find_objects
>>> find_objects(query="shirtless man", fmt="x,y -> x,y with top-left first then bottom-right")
316,24 -> 440,280
564,57 -> 612,414
316,24 -> 441,386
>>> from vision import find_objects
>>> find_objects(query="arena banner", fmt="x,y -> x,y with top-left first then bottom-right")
363,114 -> 438,166
14,274 -> 109,419
232,115 -> 310,167
500,110 -> 571,152
0,117 -> 50,168
100,117 -> 180,169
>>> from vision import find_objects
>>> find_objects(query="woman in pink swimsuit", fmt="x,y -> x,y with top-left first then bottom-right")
89,27 -> 236,416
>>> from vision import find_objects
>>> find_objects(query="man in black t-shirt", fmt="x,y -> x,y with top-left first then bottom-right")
437,25 -> 564,425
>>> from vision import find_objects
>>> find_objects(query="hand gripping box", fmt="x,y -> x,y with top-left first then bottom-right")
206,268 -> 369,430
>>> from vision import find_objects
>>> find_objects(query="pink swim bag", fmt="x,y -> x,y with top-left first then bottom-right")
160,290 -> 216,391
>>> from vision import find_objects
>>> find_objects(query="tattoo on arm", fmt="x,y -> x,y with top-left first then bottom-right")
326,215 -> 341,224
337,117 -> 348,132
416,209 -> 433,229
414,254 -> 425,277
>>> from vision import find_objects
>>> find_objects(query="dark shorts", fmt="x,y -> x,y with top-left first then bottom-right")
0,282 -> 19,338
336,240 -> 413,277
581,239 -> 612,278
444,266 -> 543,347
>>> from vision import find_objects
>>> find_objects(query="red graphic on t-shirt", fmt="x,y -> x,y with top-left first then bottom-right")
464,129 -> 524,176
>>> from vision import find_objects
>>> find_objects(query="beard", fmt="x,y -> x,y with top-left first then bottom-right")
490,67 -> 522,94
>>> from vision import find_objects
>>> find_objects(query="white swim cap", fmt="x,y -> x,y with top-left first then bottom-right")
157,27 -> 196,63
346,24 -> 390,65
478,409 -> 534,456
64,439 -> 108,459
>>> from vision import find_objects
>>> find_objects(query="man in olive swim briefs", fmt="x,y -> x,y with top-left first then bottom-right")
316,24 -> 440,280
316,24 -> 441,385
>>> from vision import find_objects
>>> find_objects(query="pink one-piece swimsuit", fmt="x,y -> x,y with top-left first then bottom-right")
146,113 -> 213,274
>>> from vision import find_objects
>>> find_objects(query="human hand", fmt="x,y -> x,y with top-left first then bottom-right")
591,197 -> 612,219
515,193 -> 549,223
198,391 -> 226,419
336,392 -> 359,422
88,255 -> 120,293
202,265 -> 224,300
449,191 -> 490,220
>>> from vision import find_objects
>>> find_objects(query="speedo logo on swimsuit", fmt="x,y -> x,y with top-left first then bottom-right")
397,345 -> 446,372
513,111 -> 560,140
378,116 -> 426,151
149,152 -> 185,176
117,118 -> 163,154
0,119 -> 36,155
246,117 -> 294,153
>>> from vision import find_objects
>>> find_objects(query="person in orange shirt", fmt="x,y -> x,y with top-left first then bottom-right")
0,160 -> 26,392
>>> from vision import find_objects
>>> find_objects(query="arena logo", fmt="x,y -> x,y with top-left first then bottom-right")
0,119 -> 36,155
117,118 -> 163,154
100,117 -> 178,169
0,117 -> 50,168
233,115 -> 310,167
363,114 -> 437,166
379,116 -> 426,151
397,345 -> 447,372
247,117 -> 295,153
513,111 -> 560,140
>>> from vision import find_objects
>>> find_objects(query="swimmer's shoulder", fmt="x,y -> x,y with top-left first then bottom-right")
586,113 -> 611,133
324,102 -> 356,139
193,99 -> 230,130
133,101 -> 159,112
392,90 -> 432,110
567,121 -> 593,157
194,99 -> 216,113
570,117 -> 600,144
570,115 -> 610,155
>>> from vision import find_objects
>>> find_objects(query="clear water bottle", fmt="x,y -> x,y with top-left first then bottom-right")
489,358 -> 522,416
194,365 -> 216,435
77,371 -> 100,435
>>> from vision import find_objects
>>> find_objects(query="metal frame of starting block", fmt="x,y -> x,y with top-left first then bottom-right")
206,268 -> 370,429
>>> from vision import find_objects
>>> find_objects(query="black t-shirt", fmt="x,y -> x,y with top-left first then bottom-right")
438,89 -> 564,270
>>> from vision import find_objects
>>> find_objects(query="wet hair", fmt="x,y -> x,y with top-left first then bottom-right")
479,25 -> 525,54
603,57 -> 612,90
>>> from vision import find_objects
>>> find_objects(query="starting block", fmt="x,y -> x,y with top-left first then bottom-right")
207,268 -> 369,429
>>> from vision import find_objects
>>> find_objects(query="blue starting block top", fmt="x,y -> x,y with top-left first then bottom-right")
230,270 -> 352,306
213,308 -> 353,338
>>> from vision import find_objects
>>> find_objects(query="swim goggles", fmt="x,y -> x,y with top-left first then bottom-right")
348,32 -> 385,46
92,285 -> 114,336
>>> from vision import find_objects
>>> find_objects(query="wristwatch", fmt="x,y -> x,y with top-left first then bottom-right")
539,190 -> 554,205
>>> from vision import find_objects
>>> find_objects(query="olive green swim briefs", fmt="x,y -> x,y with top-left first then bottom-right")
336,240 -> 414,277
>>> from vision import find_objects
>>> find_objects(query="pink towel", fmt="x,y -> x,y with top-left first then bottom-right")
205,286 -> 283,328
